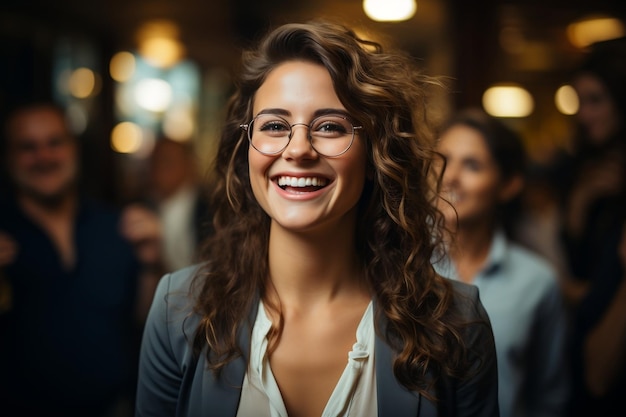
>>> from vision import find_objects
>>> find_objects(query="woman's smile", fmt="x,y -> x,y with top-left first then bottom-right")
276,175 -> 329,191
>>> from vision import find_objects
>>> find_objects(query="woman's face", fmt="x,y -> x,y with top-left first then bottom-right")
574,72 -> 621,145
436,124 -> 505,228
248,60 -> 367,233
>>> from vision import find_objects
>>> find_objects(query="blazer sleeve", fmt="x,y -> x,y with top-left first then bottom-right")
451,281 -> 500,417
136,274 -> 182,417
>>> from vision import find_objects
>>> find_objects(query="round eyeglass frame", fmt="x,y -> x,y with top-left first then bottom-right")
240,113 -> 363,157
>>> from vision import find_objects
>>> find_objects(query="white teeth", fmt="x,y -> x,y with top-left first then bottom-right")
277,176 -> 327,187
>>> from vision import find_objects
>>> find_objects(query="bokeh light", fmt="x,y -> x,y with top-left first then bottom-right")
134,78 -> 173,112
111,121 -> 143,153
136,20 -> 184,68
482,84 -> 534,118
110,51 -> 136,82
567,16 -> 625,49
555,84 -> 579,115
68,67 -> 96,99
363,0 -> 417,22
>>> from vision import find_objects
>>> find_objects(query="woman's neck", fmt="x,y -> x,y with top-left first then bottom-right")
266,220 -> 368,313
447,220 -> 495,284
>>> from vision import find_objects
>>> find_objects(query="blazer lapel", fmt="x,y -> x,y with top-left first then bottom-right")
200,354 -> 247,416
375,332 -> 423,417
200,297 -> 260,416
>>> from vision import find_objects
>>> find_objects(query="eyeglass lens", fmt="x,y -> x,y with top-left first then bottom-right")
247,114 -> 357,157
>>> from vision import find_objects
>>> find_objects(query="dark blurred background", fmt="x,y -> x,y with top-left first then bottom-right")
1,0 -> 625,205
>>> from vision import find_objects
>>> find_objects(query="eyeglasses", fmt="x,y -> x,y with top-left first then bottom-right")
240,113 -> 362,157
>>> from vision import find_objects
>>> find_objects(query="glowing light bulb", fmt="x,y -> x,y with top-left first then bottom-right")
482,84 -> 534,118
363,0 -> 416,22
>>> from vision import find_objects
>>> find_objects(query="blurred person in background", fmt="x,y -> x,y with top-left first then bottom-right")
142,136 -> 212,273
433,108 -> 569,417
557,37 -> 626,417
0,101 -> 163,417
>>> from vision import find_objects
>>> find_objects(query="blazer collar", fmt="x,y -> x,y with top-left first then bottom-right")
200,296 -> 261,415
375,307 -> 440,417
375,331 -> 430,417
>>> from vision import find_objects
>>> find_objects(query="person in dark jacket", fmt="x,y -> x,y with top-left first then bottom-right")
0,102 -> 163,417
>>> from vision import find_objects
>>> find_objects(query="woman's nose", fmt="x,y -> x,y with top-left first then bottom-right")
283,125 -> 317,160
441,163 -> 459,186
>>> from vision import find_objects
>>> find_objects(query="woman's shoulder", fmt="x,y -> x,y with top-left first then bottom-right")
444,278 -> 494,340
146,264 -> 204,357
152,264 -> 202,309
441,279 -> 500,416
446,278 -> 481,316
163,264 -> 203,293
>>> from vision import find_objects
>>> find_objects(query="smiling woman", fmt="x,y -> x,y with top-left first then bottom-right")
135,20 -> 499,417
433,108 -> 569,417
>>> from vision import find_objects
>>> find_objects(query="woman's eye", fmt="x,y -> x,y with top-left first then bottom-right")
261,122 -> 289,133
322,123 -> 343,131
314,121 -> 348,136
464,159 -> 481,171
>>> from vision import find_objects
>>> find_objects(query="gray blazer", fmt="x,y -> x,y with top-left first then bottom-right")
136,266 -> 499,417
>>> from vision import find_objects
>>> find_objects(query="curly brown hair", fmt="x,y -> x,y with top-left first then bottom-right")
192,19 -> 471,400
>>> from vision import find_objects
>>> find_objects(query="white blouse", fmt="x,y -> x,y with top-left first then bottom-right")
236,301 -> 378,417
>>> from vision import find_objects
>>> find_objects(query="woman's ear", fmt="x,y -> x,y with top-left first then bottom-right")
498,174 -> 524,203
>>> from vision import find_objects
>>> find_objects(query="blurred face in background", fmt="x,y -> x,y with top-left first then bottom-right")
5,106 -> 78,202
574,72 -> 621,145
436,124 -> 506,230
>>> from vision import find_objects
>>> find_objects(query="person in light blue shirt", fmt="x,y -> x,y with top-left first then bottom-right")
433,108 -> 569,417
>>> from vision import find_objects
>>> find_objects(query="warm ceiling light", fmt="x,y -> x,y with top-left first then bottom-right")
482,84 -> 534,118
110,51 -> 136,82
363,0 -> 416,22
555,85 -> 579,115
68,67 -> 96,99
139,37 -> 184,68
136,20 -> 185,68
111,122 -> 143,153
567,16 -> 625,49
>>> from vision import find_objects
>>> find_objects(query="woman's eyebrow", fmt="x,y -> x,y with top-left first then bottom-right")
313,108 -> 351,118
255,108 -> 351,118
256,108 -> 290,117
